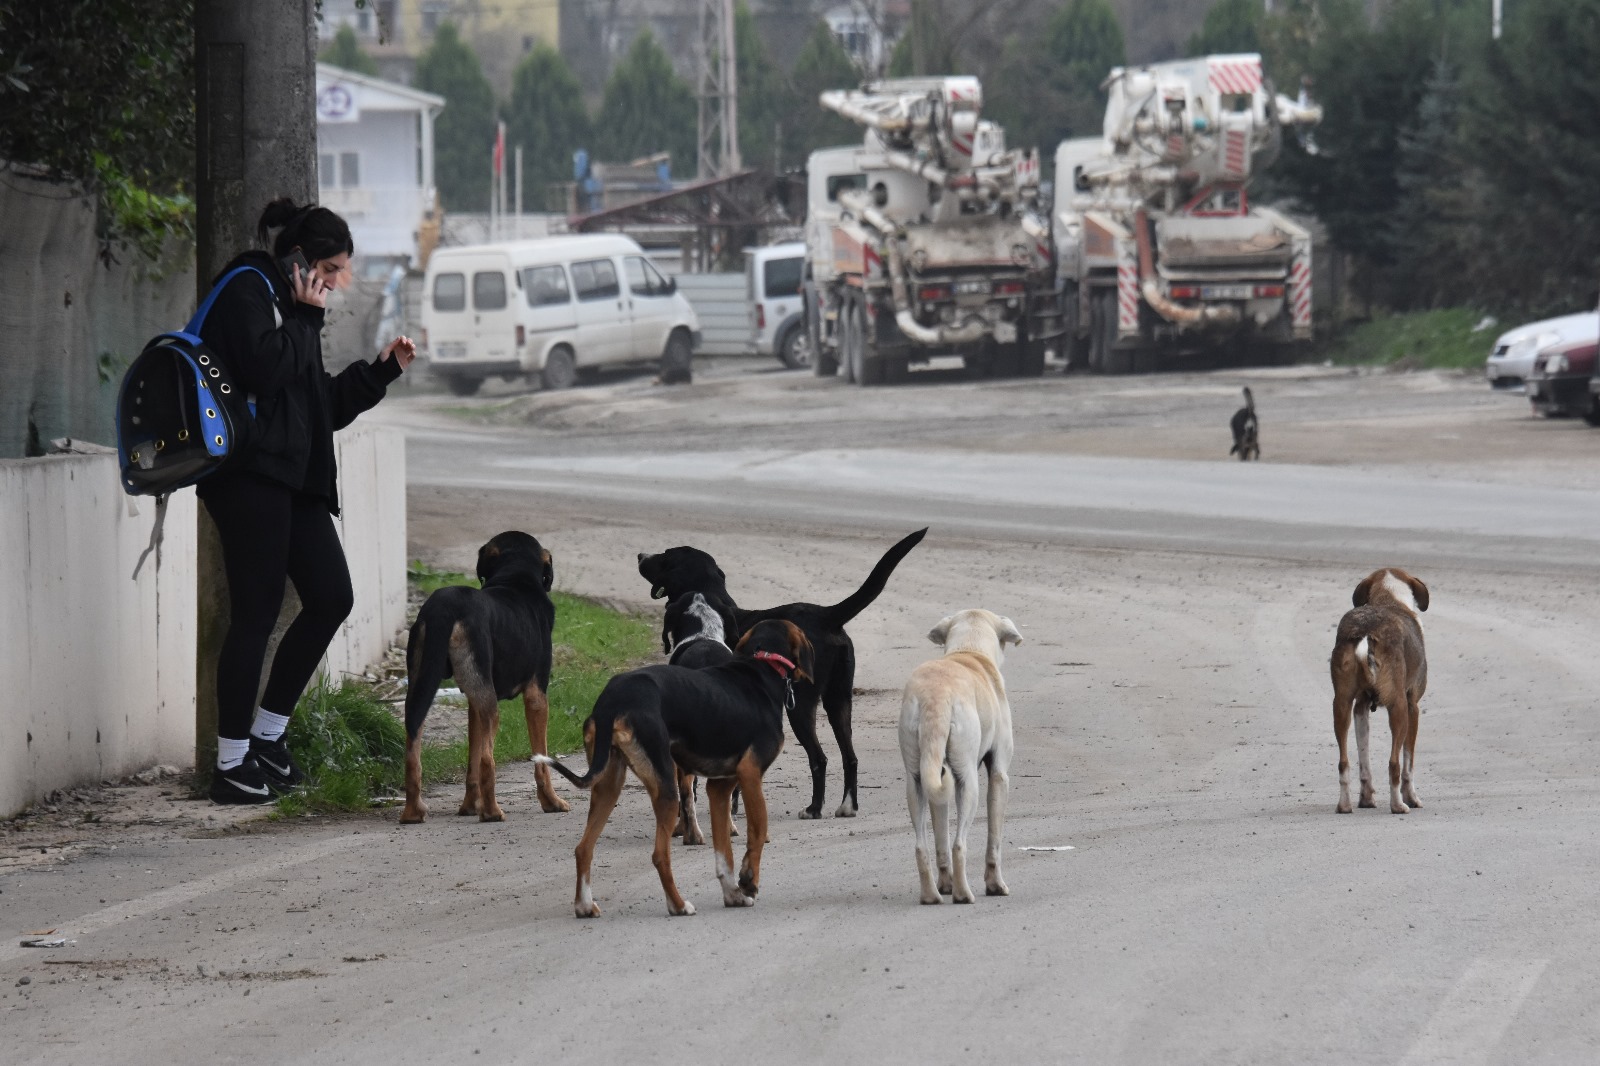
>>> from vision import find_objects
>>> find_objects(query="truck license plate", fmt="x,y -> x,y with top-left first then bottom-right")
1201,284 -> 1253,300
955,279 -> 988,295
435,342 -> 466,360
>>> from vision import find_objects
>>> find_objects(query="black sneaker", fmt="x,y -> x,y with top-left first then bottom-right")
249,737 -> 305,794
209,755 -> 276,805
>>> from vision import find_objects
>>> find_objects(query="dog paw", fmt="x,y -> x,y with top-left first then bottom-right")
539,796 -> 572,814
1336,803 -> 1352,814
722,891 -> 755,908
669,900 -> 697,916
937,876 -> 953,896
479,807 -> 505,823
575,902 -> 600,919
1390,802 -> 1410,814
798,808 -> 821,820
952,890 -> 976,904
920,893 -> 944,905
1358,798 -> 1377,809
834,802 -> 858,818
399,805 -> 427,824
985,881 -> 1010,897
456,803 -> 478,817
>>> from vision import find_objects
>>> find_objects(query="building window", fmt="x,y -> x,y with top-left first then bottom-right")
356,10 -> 371,33
421,2 -> 448,35
319,154 -> 336,188
339,152 -> 360,188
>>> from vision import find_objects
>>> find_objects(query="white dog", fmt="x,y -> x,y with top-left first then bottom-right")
899,609 -> 1022,904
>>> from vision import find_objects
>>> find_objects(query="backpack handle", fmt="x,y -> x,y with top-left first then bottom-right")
185,266 -> 275,336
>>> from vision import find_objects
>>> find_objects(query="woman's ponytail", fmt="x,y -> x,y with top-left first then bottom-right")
256,198 -> 354,262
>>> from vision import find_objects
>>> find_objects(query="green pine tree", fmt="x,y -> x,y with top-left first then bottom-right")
414,23 -> 497,213
506,44 -> 591,211
1043,0 -> 1126,140
734,1 -> 794,171
788,22 -> 863,160
1187,0 -> 1262,58
319,25 -> 380,76
595,30 -> 696,174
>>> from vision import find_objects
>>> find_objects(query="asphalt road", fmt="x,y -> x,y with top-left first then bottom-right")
4,362 -> 1598,1065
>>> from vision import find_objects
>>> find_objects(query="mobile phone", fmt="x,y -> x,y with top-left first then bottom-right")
280,249 -> 312,283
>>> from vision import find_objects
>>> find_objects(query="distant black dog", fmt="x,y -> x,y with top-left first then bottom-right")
401,532 -> 568,824
1230,386 -> 1260,461
662,591 -> 736,844
538,620 -> 815,918
637,527 -> 927,819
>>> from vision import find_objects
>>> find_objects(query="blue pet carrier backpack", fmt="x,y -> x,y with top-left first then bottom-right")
116,266 -> 272,497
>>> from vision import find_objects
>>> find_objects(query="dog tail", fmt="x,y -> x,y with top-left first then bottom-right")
1355,636 -> 1380,688
1243,386 -> 1255,414
532,704 -> 613,790
532,753 -> 596,789
913,694 -> 955,808
404,612 -> 454,741
823,527 -> 929,627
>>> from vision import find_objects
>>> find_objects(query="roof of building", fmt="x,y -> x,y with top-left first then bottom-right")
315,63 -> 445,113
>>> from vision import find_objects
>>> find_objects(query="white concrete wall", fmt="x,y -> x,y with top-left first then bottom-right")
0,425 -> 407,817
0,456 -> 197,818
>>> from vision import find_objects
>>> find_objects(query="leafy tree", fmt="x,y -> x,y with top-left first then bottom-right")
0,2 -> 194,258
1187,0 -> 1262,57
594,30 -> 696,174
506,44 -> 590,210
1464,0 -> 1600,313
1042,0 -> 1126,139
734,1 -> 793,171
414,23 -> 496,212
319,24 -> 380,76
1389,59 -> 1483,309
887,33 -> 915,77
788,22 -> 863,159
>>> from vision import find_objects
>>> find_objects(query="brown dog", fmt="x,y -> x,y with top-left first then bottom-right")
1329,568 -> 1429,814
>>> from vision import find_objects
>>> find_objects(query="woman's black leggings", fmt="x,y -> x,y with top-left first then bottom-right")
202,475 -> 354,741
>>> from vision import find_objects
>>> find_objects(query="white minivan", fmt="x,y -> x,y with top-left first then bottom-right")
746,241 -> 809,369
421,234 -> 701,393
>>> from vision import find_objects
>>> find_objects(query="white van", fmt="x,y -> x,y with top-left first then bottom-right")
746,241 -> 808,369
421,234 -> 701,393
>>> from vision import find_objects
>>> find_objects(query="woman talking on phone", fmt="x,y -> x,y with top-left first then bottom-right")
198,197 -> 416,804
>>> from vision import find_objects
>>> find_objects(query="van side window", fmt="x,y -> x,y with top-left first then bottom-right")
826,174 -> 866,202
473,271 -> 507,310
571,258 -> 620,301
624,255 -> 669,297
522,265 -> 570,307
763,257 -> 803,298
433,272 -> 466,312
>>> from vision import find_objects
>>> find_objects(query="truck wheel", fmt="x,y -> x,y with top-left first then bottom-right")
779,324 -> 811,370
444,375 -> 482,396
839,296 -> 858,383
660,329 -> 693,385
540,347 -> 576,391
808,284 -> 838,377
1088,290 -> 1120,372
855,301 -> 885,386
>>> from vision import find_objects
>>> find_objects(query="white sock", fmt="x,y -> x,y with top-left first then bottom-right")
217,737 -> 250,772
250,708 -> 290,742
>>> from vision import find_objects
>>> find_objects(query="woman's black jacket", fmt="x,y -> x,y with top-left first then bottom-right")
196,250 -> 402,514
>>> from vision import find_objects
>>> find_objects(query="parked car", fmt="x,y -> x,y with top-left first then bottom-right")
745,241 -> 808,369
1526,336 -> 1600,420
421,234 -> 700,394
1484,308 -> 1598,390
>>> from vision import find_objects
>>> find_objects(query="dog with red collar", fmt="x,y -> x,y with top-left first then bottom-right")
537,620 -> 814,918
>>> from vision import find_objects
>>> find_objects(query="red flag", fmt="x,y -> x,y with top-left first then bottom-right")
494,121 -> 506,175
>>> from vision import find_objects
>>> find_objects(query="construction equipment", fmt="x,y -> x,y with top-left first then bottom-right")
1053,54 -> 1323,372
803,77 -> 1062,384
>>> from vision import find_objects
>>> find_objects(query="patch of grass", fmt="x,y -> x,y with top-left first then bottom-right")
1319,308 -> 1511,370
277,681 -> 406,816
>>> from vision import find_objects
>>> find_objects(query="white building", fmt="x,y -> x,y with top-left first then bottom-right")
315,63 -> 444,271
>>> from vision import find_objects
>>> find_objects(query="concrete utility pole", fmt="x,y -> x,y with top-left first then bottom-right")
193,0 -> 320,782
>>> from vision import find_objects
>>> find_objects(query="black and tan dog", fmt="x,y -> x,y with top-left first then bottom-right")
1330,568 -> 1429,814
1230,386 -> 1260,460
537,620 -> 814,918
662,591 -> 736,845
637,526 -> 927,819
401,531 -> 569,824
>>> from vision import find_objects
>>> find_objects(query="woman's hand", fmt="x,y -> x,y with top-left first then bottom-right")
291,264 -> 329,309
380,335 -> 417,370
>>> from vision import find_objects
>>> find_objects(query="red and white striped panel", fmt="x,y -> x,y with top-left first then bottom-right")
951,134 -> 974,158
1222,128 -> 1249,179
1118,249 -> 1140,333
1166,133 -> 1187,160
1208,57 -> 1262,95
863,243 -> 882,278
1289,255 -> 1312,329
